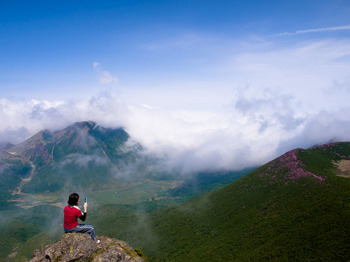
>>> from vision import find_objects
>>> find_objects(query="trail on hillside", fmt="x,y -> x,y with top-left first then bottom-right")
12,160 -> 36,195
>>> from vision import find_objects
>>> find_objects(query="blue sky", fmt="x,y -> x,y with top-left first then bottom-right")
1,0 -> 350,172
1,0 -> 349,99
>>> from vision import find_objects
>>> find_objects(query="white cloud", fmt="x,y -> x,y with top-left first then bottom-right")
271,25 -> 350,37
226,39 -> 350,114
93,62 -> 100,68
99,71 -> 119,84
0,95 -> 127,144
93,62 -> 119,84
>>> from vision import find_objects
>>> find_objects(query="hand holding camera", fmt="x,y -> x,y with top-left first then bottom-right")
84,198 -> 88,213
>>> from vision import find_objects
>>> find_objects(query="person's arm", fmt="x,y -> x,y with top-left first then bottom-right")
79,202 -> 88,221
79,212 -> 87,221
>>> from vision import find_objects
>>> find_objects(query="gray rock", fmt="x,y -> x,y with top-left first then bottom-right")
28,233 -> 146,262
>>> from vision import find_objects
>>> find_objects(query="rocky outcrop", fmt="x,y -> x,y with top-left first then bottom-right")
28,233 -> 147,262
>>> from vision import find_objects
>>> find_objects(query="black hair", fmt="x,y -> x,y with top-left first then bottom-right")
68,193 -> 79,206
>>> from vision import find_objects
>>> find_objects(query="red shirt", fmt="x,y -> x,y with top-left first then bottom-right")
64,205 -> 83,229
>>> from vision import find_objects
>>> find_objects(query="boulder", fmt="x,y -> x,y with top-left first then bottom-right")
28,233 -> 147,262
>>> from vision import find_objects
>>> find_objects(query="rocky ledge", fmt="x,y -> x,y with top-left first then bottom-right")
28,233 -> 147,262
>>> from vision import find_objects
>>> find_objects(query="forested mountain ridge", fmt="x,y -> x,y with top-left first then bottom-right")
133,143 -> 350,261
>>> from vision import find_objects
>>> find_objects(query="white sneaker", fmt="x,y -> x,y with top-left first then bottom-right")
96,240 -> 100,244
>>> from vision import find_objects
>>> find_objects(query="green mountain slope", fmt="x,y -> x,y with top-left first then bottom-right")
134,143 -> 350,261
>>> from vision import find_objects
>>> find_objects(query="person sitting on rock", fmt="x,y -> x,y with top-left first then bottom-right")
63,193 -> 100,244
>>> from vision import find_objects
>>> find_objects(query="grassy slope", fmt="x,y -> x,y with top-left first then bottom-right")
138,143 -> 350,261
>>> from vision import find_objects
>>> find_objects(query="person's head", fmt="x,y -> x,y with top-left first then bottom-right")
68,193 -> 79,206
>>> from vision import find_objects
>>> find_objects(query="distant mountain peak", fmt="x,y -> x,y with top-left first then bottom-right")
0,121 -> 137,194
68,120 -> 97,130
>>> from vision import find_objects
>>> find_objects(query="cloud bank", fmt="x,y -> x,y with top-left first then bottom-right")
1,95 -> 349,174
1,38 -> 350,174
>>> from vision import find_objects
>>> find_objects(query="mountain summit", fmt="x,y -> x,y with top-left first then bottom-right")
7,121 -> 130,166
29,233 -> 147,262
